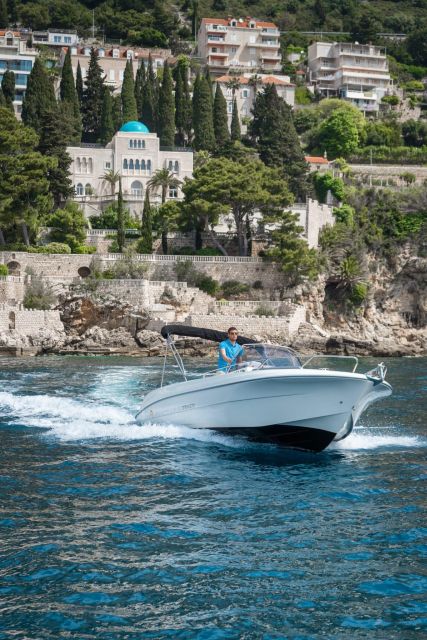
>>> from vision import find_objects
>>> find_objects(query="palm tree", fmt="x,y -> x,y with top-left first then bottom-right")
225,76 -> 241,101
147,168 -> 181,254
101,169 -> 121,197
248,73 -> 263,97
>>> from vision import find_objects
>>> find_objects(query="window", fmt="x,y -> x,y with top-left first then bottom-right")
85,183 -> 92,195
129,158 -> 134,173
126,50 -> 134,59
64,37 -> 72,44
131,180 -> 143,197
84,47 -> 91,56
241,105 -> 248,115
129,140 -> 134,149
54,36 -> 61,43
174,160 -> 179,173
169,186 -> 178,198
249,35 -> 256,44
135,159 -> 140,171
98,48 -> 105,57
88,158 -> 93,173
227,101 -> 232,113
231,20 -> 237,27
230,47 -> 237,54
242,89 -> 249,98
82,157 -> 87,173
76,157 -> 81,172
141,159 -> 146,172
123,158 -> 128,170
109,69 -> 115,81
147,159 -> 152,174
76,183 -> 83,195
105,161 -> 111,169
119,70 -> 124,82
112,49 -> 119,58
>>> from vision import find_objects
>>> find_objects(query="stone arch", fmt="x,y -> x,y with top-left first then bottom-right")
78,266 -> 91,278
131,180 -> 143,197
7,261 -> 20,275
8,311 -> 15,330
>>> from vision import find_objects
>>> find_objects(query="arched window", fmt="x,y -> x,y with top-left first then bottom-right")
123,158 -> 128,170
135,159 -> 140,172
85,183 -> 92,195
131,180 -> 143,197
76,183 -> 84,195
174,160 -> 179,173
82,157 -> 87,173
76,157 -> 81,173
129,139 -> 133,149
88,158 -> 93,173
147,159 -> 152,174
129,159 -> 134,173
168,160 -> 173,171
141,159 -> 146,172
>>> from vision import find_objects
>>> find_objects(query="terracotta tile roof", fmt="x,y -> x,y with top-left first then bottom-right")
305,156 -> 329,164
261,75 -> 294,86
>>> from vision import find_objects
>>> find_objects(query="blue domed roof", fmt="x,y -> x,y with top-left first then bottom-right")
119,121 -> 150,133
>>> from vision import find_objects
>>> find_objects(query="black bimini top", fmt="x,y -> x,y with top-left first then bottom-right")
160,324 -> 257,346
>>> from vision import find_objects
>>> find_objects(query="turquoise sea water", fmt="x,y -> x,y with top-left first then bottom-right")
0,355 -> 426,639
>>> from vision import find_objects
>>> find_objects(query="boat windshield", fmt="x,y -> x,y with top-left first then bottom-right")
229,343 -> 301,371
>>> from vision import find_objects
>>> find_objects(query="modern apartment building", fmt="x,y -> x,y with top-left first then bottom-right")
216,73 -> 295,131
63,44 -> 173,93
32,29 -> 79,47
67,120 -> 193,218
308,41 -> 392,112
0,30 -> 38,116
198,16 -> 282,76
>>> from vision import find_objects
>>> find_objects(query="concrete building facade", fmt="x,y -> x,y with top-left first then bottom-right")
67,121 -> 194,219
216,73 -> 295,130
198,16 -> 282,76
308,41 -> 392,112
63,44 -> 172,93
0,30 -> 38,116
32,29 -> 79,47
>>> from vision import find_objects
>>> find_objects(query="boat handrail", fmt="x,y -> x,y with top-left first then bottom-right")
302,355 -> 359,373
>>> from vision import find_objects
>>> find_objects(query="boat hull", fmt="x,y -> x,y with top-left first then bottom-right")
136,369 -> 392,452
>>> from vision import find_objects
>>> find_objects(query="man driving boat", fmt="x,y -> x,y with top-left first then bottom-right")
218,327 -> 244,371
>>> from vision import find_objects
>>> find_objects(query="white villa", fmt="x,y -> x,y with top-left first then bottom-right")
67,121 -> 194,218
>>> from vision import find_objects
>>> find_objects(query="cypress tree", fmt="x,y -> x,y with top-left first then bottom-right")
139,189 -> 153,253
99,87 -> 114,145
112,94 -> 123,132
213,83 -> 229,148
192,74 -> 215,151
174,59 -> 192,146
174,69 -> 184,145
0,0 -> 7,27
0,87 -> 6,107
117,179 -> 125,252
22,57 -> 56,132
121,59 -> 138,123
76,61 -> 83,105
230,97 -> 241,142
141,55 -> 156,132
60,48 -> 81,144
181,64 -> 192,144
158,60 -> 175,147
7,0 -> 17,24
1,69 -> 15,111
82,47 -> 104,142
38,107 -> 74,208
250,84 -> 308,199
135,61 -> 145,120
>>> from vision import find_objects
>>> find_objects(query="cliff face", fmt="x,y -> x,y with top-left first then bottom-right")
290,254 -> 426,356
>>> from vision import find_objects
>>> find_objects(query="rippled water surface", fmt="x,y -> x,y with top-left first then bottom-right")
0,355 -> 426,639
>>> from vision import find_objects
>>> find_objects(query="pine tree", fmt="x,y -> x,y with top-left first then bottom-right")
76,61 -> 83,105
135,61 -> 145,120
38,107 -> 74,208
21,57 -> 56,132
0,0 -> 7,27
99,87 -> 114,145
139,189 -> 153,253
60,48 -> 81,144
230,97 -> 241,142
192,74 -> 215,151
117,179 -> 125,252
250,84 -> 308,199
121,59 -> 138,123
1,69 -> 15,111
82,47 -> 104,142
141,54 -> 157,132
213,83 -> 229,148
158,60 -> 175,147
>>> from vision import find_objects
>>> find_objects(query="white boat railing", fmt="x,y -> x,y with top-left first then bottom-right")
302,355 -> 359,373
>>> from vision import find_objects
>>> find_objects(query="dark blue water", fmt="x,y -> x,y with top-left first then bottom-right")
0,355 -> 426,639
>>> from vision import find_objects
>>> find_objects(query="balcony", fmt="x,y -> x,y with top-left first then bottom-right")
206,24 -> 227,33
209,49 -> 228,57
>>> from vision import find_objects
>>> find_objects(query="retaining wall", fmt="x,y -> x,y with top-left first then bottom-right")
0,305 -> 63,334
0,276 -> 26,304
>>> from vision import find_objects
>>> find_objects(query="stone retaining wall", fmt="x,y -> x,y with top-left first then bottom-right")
0,276 -> 26,304
0,305 -> 63,334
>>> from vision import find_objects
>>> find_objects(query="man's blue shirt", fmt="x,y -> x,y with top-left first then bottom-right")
218,339 -> 243,371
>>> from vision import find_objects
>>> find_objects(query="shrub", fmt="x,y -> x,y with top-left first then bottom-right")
107,255 -> 148,279
254,305 -> 276,317
349,282 -> 368,306
195,275 -> 219,296
381,95 -> 399,106
295,86 -> 314,105
313,172 -> 345,203
221,280 -> 250,298
175,260 -> 196,283
403,80 -> 425,92
34,243 -> 71,254
0,264 -> 8,276
23,277 -> 56,310
73,245 -> 97,254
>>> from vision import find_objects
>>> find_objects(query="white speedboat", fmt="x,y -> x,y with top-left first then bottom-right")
136,325 -> 392,452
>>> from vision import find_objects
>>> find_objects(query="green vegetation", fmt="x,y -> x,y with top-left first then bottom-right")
23,274 -> 56,310
221,280 -> 250,298
47,201 -> 87,251
0,264 -> 8,275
